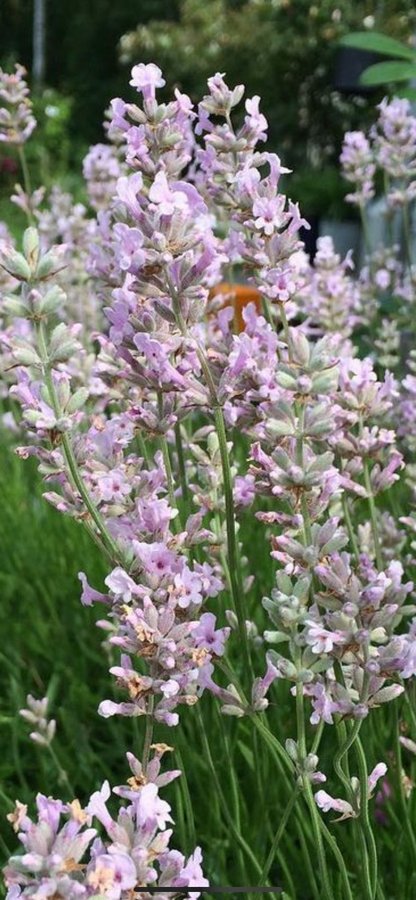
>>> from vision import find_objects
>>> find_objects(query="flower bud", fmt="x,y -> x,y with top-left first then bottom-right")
290,330 -> 310,366
285,738 -> 299,762
35,247 -> 67,280
22,227 -> 40,271
49,324 -> 80,363
2,296 -> 28,316
12,345 -> 41,367
304,753 -> 319,773
276,371 -> 297,390
221,704 -> 245,718
67,388 -> 89,413
37,285 -> 66,316
1,249 -> 31,281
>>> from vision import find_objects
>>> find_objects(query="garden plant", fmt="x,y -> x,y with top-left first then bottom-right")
0,60 -> 416,900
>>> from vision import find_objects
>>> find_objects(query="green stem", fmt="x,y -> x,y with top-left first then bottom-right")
136,431 -> 151,467
262,297 -> 274,329
196,707 -> 264,878
311,719 -> 324,755
141,695 -> 155,775
174,421 -> 190,515
336,654 -> 378,900
217,712 -> 249,886
279,303 -> 292,351
393,704 -> 416,861
157,392 -> 177,516
174,746 -> 197,851
295,666 -> 333,900
318,816 -> 354,900
36,323 -> 121,565
342,491 -> 360,562
303,776 -> 333,900
355,735 -> 378,900
360,204 -> 372,257
172,292 -> 251,672
363,456 -> 382,570
214,405 -> 252,674
402,200 -> 413,271
17,146 -> 34,225
48,743 -> 74,796
259,788 -> 300,885
334,719 -> 362,795
335,720 -> 373,900
296,821 -> 320,900
221,666 -> 320,896
404,689 -> 416,735
359,416 -> 382,571
250,713 -> 320,899
251,715 -> 294,776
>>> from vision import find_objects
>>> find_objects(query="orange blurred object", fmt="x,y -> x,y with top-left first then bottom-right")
209,282 -> 262,332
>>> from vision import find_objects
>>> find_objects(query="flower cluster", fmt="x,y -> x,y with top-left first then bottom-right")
250,329 -> 411,725
316,763 -> 387,821
341,96 -> 416,208
1,62 -> 416,899
1,225 -> 229,728
373,97 -> 416,202
0,65 -> 36,146
5,748 -> 208,899
19,695 -> 56,748
340,131 -> 375,207
295,236 -> 359,348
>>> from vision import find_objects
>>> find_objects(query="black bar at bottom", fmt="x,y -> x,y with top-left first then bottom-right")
141,889 -> 281,894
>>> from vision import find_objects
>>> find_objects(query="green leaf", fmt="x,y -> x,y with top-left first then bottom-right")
237,740 -> 255,771
339,31 -> 416,62
378,294 -> 401,316
397,86 -> 416,101
360,60 -> 416,86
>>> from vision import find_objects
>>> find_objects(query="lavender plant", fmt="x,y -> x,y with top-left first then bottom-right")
1,61 -> 416,899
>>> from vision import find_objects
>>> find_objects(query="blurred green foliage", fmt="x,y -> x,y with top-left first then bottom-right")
119,0 -> 416,172
0,0 -> 178,142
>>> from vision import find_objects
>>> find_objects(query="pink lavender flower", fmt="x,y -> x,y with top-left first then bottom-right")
374,97 -> 416,183
296,236 -> 359,344
315,763 -> 387,821
19,695 -> 56,747
4,751 -> 208,899
0,65 -> 36,145
340,131 -> 375,206
130,62 -> 166,98
82,143 -> 122,211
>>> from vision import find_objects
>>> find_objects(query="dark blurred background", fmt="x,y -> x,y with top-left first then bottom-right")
1,0 -> 415,220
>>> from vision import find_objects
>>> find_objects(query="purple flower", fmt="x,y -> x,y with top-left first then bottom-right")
104,567 -> 139,602
194,613 -> 230,656
78,572 -> 108,607
86,851 -> 137,898
0,65 -> 36,145
130,63 -> 166,99
340,131 -> 375,206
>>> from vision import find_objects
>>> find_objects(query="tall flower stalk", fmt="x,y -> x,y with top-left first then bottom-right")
1,63 -> 416,899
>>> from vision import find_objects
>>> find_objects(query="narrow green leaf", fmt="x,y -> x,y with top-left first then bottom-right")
339,30 -> 416,61
237,739 -> 255,771
360,60 -> 416,86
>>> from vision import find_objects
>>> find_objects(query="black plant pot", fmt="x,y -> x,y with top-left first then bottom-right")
333,47 -> 383,95
300,215 -> 319,262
